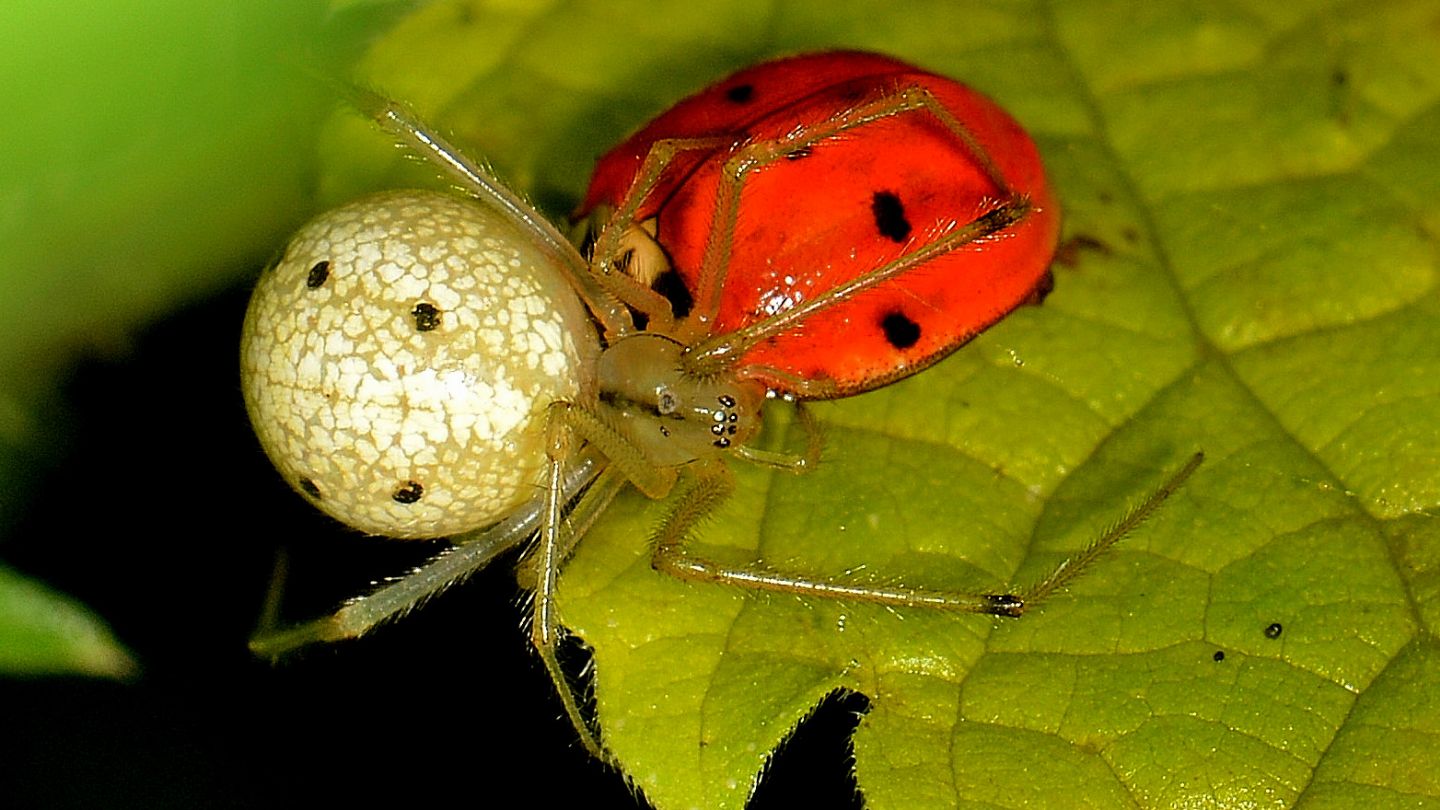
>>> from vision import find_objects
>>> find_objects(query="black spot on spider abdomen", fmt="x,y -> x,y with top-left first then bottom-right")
411,302 -> 442,332
879,311 -> 922,350
393,480 -> 424,504
871,191 -> 911,243
306,261 -> 330,288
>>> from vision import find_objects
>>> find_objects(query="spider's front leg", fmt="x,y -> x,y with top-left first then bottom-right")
527,399 -> 682,759
584,136 -> 740,334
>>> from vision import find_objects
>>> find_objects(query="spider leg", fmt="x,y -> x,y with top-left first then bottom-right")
1011,452 -> 1205,610
686,202 -> 1029,375
732,400 -> 823,473
674,85 -> 1033,373
734,364 -> 841,400
651,453 -> 1204,617
529,452 -> 628,760
248,453 -> 604,659
339,82 -> 636,337
588,136 -> 739,333
528,402 -> 682,757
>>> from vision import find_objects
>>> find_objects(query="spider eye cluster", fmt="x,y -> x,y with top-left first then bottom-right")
706,394 -> 743,449
594,334 -> 766,465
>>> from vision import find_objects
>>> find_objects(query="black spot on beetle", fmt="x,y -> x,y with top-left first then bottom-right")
726,83 -> 754,103
411,302 -> 442,332
298,477 -> 321,499
306,261 -> 330,288
880,311 -> 921,350
871,191 -> 911,243
393,481 -> 424,504
1264,622 -> 1283,639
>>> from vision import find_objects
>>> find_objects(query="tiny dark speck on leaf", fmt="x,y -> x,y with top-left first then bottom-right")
1053,234 -> 1112,268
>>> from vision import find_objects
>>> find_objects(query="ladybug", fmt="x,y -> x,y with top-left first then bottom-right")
575,51 -> 1060,397
243,56 -> 1195,763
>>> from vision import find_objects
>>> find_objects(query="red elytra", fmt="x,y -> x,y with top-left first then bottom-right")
577,51 -> 1060,397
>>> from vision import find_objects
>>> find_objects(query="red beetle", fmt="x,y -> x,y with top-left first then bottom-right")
576,51 -> 1060,397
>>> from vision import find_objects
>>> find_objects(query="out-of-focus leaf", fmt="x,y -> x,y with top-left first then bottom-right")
0,0 -> 332,675
0,563 -> 135,678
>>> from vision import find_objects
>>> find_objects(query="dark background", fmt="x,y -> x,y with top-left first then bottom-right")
0,282 -> 868,808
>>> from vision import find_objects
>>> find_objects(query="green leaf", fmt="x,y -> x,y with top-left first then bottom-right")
0,563 -> 135,678
330,1 -> 1440,808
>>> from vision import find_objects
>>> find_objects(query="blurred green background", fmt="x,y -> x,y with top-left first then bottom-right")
0,0 -> 323,534
0,2 -> 853,807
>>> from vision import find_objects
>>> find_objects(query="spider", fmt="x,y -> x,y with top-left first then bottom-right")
242,76 -> 1202,760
